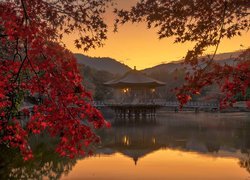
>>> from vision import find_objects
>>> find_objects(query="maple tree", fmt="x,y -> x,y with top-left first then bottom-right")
0,0 -> 111,160
115,0 -> 250,108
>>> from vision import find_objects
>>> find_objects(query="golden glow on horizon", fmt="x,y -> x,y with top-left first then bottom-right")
62,149 -> 248,180
62,1 -> 250,70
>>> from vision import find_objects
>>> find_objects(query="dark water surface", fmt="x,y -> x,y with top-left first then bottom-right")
1,112 -> 250,180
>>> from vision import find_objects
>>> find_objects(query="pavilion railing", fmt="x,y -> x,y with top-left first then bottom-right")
92,100 -> 219,109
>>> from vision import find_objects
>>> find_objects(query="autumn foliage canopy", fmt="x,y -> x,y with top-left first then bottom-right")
0,0 -> 111,160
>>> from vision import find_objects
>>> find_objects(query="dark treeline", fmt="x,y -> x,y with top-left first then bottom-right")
78,64 -> 114,101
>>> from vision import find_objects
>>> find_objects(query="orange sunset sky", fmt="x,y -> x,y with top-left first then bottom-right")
63,0 -> 250,70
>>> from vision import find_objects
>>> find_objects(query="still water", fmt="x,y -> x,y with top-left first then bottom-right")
1,112 -> 250,180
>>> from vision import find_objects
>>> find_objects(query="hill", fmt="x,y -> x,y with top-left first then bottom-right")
75,54 -> 131,75
141,51 -> 243,75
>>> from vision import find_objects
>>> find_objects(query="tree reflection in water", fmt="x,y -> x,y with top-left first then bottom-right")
239,120 -> 250,174
0,135 -> 77,180
240,154 -> 250,174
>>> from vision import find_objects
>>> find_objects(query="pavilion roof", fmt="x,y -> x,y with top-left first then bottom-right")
104,69 -> 165,88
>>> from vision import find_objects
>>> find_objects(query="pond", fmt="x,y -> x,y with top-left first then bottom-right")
1,112 -> 250,180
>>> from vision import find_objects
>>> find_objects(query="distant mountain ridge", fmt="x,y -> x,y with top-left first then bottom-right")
142,50 -> 244,75
75,54 -> 131,75
75,50 -> 244,76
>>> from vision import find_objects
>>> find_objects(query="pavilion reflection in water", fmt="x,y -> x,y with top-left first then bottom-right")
96,113 -> 250,166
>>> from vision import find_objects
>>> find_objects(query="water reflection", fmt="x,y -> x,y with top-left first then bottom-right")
238,119 -> 250,175
98,113 -> 250,165
1,112 -> 250,179
0,136 -> 77,180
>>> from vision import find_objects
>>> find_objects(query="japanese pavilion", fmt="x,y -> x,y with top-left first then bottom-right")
104,67 -> 165,120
